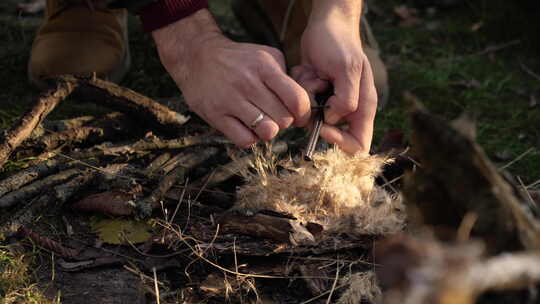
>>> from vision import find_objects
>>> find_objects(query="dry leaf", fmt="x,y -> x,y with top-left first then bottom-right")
90,217 -> 153,244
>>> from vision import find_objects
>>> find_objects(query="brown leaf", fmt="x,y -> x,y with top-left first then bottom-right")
72,190 -> 138,215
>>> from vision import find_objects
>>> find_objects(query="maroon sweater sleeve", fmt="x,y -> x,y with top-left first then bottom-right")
139,0 -> 209,32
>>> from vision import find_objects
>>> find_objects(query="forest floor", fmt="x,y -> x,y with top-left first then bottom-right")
0,0 -> 539,303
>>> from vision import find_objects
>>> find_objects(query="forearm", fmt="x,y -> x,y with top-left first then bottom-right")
310,0 -> 363,26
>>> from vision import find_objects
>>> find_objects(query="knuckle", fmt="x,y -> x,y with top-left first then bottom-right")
267,47 -> 285,62
346,60 -> 363,75
254,50 -> 273,63
230,72 -> 256,92
335,99 -> 357,113
287,90 -> 310,117
276,115 -> 294,130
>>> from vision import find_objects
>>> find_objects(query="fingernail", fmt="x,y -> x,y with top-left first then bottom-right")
325,112 -> 340,124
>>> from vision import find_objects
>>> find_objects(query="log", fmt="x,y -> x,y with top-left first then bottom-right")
0,80 -> 76,168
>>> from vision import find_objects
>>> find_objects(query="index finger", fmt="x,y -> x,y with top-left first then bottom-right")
320,61 -> 377,154
324,64 -> 361,125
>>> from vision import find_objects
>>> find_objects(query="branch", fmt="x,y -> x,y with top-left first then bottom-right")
0,80 -> 76,168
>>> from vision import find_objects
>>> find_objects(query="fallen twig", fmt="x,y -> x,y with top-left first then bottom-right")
71,135 -> 227,159
0,158 -> 68,197
137,147 -> 220,216
17,227 -> 80,258
196,141 -> 288,188
58,75 -> 189,132
43,115 -> 96,132
0,168 -> 82,208
30,112 -> 137,152
0,80 -> 76,168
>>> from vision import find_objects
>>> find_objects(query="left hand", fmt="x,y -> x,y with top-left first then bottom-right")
296,6 -> 378,155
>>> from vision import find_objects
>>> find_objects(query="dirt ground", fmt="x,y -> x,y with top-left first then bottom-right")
0,0 -> 539,303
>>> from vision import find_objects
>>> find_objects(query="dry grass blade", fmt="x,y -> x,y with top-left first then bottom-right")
153,267 -> 160,304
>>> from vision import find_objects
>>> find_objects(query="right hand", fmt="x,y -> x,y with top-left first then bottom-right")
152,10 -> 311,148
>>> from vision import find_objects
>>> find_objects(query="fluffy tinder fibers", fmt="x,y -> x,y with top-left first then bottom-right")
235,148 -> 405,236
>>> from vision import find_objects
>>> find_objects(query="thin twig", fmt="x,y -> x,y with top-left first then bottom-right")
154,220 -> 335,280
326,262 -> 341,304
498,147 -> 534,171
517,176 -> 540,215
474,39 -> 521,56
300,283 -> 348,304
153,267 -> 161,304
520,62 -> 540,82
527,179 -> 540,190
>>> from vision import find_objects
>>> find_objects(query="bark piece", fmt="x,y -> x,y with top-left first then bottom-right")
216,213 -> 315,245
217,213 -> 294,243
72,189 -> 138,216
0,80 -> 76,168
58,75 -> 189,132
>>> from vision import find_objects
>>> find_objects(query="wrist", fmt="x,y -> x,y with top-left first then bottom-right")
139,0 -> 209,32
152,9 -> 222,71
309,0 -> 362,28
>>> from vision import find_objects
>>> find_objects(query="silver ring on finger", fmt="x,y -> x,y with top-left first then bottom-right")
250,113 -> 264,129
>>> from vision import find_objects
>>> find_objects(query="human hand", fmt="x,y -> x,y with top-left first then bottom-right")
299,1 -> 378,154
152,10 -> 311,148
